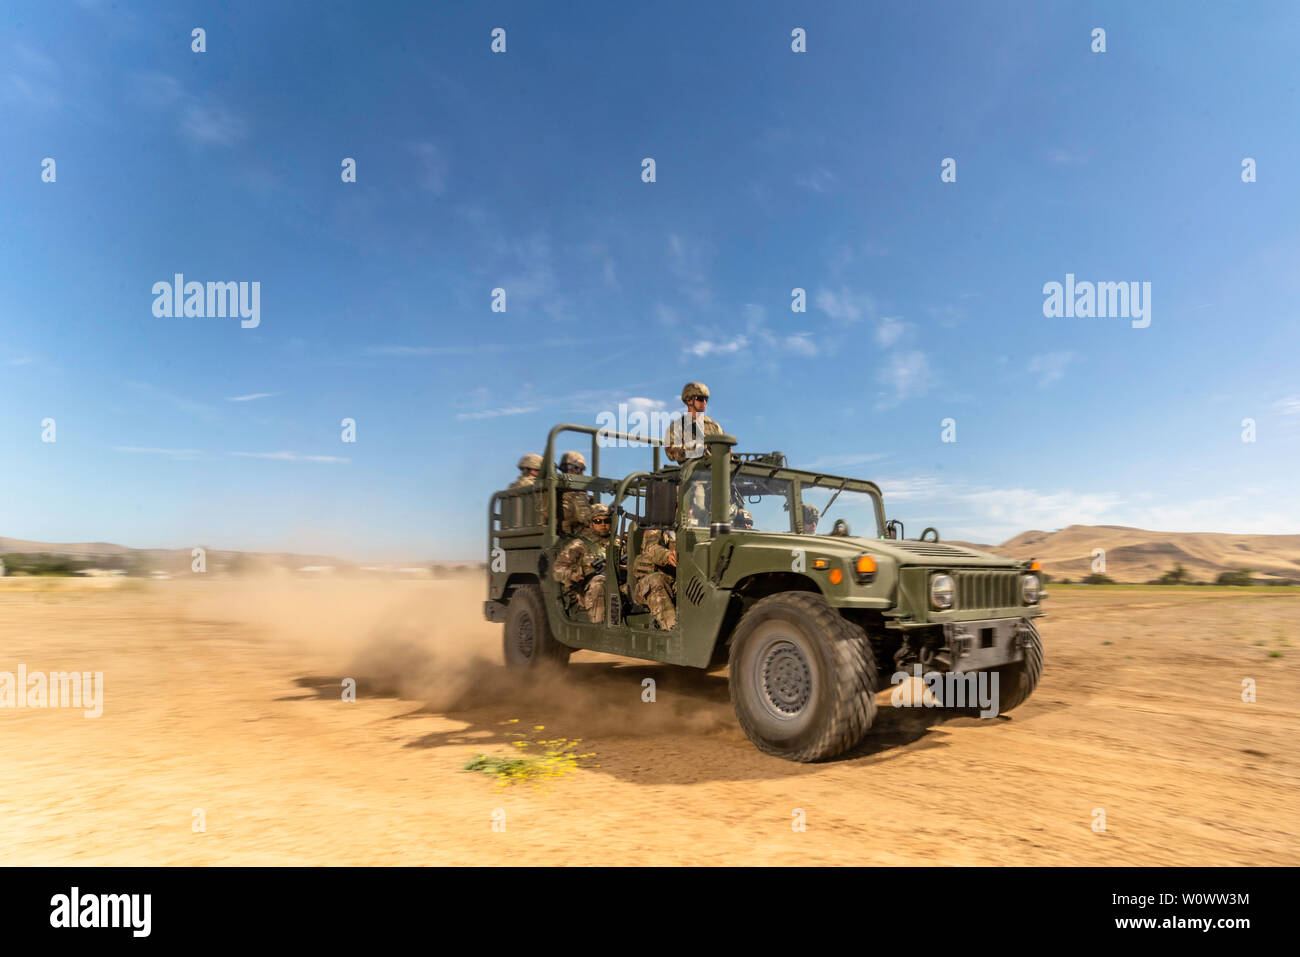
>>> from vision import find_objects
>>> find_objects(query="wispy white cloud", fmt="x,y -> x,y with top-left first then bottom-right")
1274,395 -> 1300,416
876,351 -> 930,407
365,344 -> 507,357
668,234 -> 713,307
230,451 -> 350,463
456,407 -> 540,420
804,452 -> 890,470
4,44 -> 61,109
225,392 -> 279,402
125,380 -> 216,422
1027,351 -> 1078,387
795,167 -> 837,193
7,356 -> 35,366
684,335 -> 748,358
815,287 -> 874,322
130,71 -> 247,147
113,446 -> 203,458
180,102 -> 247,147
876,317 -> 906,347
624,396 -> 667,415
410,141 -> 448,194
782,334 -> 818,357
874,475 -> 1126,543
1046,147 -> 1089,167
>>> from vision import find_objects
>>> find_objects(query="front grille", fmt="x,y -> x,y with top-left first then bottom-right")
953,570 -> 1019,609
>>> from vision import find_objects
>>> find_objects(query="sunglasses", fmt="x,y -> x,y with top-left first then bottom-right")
690,396 -> 708,403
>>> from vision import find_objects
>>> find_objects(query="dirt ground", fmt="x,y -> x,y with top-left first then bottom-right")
0,576 -> 1295,866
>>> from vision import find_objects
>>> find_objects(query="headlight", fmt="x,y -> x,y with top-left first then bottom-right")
853,555 -> 876,584
1022,574 -> 1040,604
930,573 -> 954,610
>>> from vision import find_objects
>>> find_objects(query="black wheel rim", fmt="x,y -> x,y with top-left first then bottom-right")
754,635 -> 812,719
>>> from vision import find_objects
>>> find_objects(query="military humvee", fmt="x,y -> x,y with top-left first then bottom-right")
485,423 -> 1045,762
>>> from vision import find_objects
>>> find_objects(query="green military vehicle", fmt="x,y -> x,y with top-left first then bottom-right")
485,424 -> 1045,762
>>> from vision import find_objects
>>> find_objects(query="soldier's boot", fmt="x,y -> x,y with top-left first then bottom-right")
647,583 -> 676,630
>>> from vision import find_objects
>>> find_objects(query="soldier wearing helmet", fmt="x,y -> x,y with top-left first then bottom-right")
509,453 -> 543,489
664,381 -> 724,465
731,504 -> 754,530
553,503 -> 612,623
557,450 -> 592,535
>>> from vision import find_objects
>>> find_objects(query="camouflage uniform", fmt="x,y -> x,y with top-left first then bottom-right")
665,413 -> 724,464
632,528 -> 677,630
559,490 -> 592,535
664,381 -> 723,464
553,504 -> 609,623
509,453 -> 543,489
556,450 -> 592,535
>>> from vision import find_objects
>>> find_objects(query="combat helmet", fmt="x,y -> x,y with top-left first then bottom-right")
589,503 -> 611,521
517,453 -> 542,471
559,450 -> 587,473
802,504 -> 820,528
681,381 -> 710,402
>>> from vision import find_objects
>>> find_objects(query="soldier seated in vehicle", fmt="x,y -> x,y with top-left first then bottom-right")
631,527 -> 677,630
509,453 -> 542,489
553,503 -> 611,623
830,519 -> 850,537
556,450 -> 593,536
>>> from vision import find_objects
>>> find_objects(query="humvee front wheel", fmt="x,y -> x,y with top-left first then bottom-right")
728,593 -> 877,762
503,584 -> 571,671
989,619 -> 1043,714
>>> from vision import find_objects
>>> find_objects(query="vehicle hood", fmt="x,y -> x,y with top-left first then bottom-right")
737,532 -> 1021,568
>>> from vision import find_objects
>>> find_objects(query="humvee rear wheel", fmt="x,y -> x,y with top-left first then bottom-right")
504,584 -> 571,670
989,619 -> 1043,714
728,593 -> 877,762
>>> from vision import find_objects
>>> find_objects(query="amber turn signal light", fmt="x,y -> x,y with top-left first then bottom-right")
853,555 -> 876,585
828,568 -> 843,585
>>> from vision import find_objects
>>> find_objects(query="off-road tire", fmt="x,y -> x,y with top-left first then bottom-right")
728,592 -> 877,762
503,583 -> 571,670
990,619 -> 1043,714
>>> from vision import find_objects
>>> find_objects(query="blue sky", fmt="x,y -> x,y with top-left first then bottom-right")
2,0 -> 1297,559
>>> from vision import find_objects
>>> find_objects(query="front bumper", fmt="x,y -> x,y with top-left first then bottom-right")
945,617 -> 1029,672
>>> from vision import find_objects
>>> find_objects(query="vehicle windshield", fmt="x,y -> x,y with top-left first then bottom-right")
797,483 -> 885,539
683,471 -> 796,531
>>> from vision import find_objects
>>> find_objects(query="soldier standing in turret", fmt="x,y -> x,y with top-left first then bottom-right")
664,382 -> 723,464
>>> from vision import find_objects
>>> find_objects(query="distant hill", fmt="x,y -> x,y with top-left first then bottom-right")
948,525 -> 1300,583
0,538 -> 473,575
